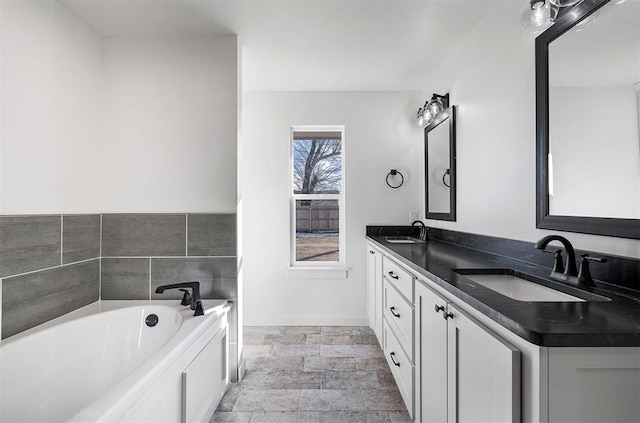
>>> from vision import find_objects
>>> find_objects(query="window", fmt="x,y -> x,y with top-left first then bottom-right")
290,126 -> 345,267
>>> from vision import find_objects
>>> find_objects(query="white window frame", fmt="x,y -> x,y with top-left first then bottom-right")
289,125 -> 346,269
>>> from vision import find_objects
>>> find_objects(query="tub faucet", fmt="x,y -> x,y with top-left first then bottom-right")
155,281 -> 204,316
411,220 -> 428,241
534,235 -> 583,287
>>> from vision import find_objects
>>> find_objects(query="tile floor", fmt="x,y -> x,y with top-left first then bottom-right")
211,326 -> 412,423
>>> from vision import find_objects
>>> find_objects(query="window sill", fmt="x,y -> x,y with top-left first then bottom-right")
287,266 -> 349,279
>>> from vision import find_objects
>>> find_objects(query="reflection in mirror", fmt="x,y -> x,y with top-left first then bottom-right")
425,106 -> 456,221
428,120 -> 450,213
548,0 -> 640,220
536,0 -> 640,239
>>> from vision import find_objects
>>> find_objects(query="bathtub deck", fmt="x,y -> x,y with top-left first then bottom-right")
211,326 -> 411,423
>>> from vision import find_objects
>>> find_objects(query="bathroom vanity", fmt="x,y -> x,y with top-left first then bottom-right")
366,230 -> 640,423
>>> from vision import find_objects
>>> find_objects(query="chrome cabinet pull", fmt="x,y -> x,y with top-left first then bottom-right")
390,352 -> 401,367
390,306 -> 400,318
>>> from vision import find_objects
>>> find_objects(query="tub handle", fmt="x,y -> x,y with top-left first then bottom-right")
194,300 -> 204,316
179,289 -> 192,306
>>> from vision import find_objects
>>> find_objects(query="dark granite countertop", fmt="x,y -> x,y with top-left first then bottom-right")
367,235 -> 640,347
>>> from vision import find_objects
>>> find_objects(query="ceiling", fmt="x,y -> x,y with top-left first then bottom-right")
60,0 -> 498,91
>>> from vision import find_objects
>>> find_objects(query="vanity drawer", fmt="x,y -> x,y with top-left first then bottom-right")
382,257 -> 414,303
383,318 -> 414,419
384,280 -> 414,360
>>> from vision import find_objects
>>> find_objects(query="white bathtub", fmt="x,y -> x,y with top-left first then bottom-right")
0,300 -> 231,423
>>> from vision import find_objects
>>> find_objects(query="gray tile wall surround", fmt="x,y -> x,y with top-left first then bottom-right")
100,257 -> 238,301
188,213 -> 237,256
1,212 -> 237,340
151,257 -> 237,300
102,214 -> 187,257
0,215 -> 61,278
2,259 -> 100,338
101,258 -> 150,300
101,213 -> 238,300
1,214 -> 102,339
63,215 -> 101,264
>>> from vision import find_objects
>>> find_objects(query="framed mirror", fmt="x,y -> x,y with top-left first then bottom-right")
536,0 -> 640,239
425,106 -> 456,221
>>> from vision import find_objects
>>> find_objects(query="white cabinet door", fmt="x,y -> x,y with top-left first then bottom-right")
384,279 -> 414,359
367,246 -> 377,331
182,325 -> 229,423
384,318 -> 415,419
548,347 -> 640,423
416,282 -> 448,423
367,245 -> 384,344
446,303 -> 520,423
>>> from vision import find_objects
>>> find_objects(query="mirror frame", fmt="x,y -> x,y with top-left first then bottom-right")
535,0 -> 640,239
425,105 -> 456,221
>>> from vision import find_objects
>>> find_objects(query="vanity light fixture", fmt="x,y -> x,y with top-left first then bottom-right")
416,93 -> 450,127
521,0 -> 584,33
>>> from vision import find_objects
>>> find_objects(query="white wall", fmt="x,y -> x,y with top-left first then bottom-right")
423,1 -> 640,259
242,91 -> 423,325
1,1 -> 4,211
1,3 -> 238,215
1,0 -> 102,214
101,36 -> 238,213
1,2 -> 238,214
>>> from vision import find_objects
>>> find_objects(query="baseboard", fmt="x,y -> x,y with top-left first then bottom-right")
243,315 -> 370,326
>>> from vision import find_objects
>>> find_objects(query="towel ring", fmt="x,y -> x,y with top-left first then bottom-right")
386,169 -> 404,189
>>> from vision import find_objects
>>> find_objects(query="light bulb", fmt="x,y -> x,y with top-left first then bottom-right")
428,98 -> 444,116
532,7 -> 546,25
424,108 -> 434,124
521,0 -> 552,33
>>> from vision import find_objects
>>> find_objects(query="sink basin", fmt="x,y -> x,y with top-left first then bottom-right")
454,269 -> 586,302
385,236 -> 424,244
